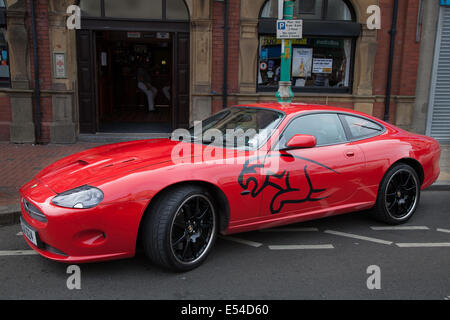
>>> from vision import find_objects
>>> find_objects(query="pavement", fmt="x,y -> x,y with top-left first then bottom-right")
0,190 -> 449,299
0,141 -> 449,226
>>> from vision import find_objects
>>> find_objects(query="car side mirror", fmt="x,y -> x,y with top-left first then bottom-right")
284,134 -> 317,150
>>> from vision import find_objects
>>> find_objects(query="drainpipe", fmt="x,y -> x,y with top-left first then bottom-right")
30,0 -> 41,141
384,0 -> 399,122
223,0 -> 229,109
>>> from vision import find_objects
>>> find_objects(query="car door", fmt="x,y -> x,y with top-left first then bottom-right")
259,112 -> 366,217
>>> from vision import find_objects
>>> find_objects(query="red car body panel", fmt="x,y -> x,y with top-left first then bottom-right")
19,103 -> 441,263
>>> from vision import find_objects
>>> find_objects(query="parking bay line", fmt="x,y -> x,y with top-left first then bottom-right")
324,230 -> 393,245
436,228 -> 450,234
260,227 -> 319,232
0,250 -> 38,256
219,236 -> 263,248
269,244 -> 334,250
370,226 -> 429,231
395,243 -> 450,248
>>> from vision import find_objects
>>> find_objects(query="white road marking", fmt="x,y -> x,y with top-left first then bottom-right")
16,232 -> 23,236
324,230 -> 393,245
0,250 -> 38,256
219,236 -> 263,248
260,227 -> 319,232
268,244 -> 334,250
436,228 -> 450,234
396,243 -> 450,248
370,226 -> 429,231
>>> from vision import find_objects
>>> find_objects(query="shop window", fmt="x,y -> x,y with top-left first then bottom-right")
80,0 -> 102,17
104,0 -> 162,19
258,0 -> 359,94
80,0 -> 189,21
0,0 -> 10,88
261,0 -> 353,21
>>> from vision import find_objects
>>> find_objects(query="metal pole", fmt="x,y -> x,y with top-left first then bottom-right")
384,0 -> 399,122
276,0 -> 294,103
30,0 -> 41,141
223,0 -> 229,109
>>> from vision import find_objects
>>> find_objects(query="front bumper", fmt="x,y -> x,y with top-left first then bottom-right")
19,179 -> 148,263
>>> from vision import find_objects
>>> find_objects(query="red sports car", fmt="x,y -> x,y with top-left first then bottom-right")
19,103 -> 441,271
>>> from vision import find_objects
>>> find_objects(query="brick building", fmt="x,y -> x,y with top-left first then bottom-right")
0,0 -> 444,143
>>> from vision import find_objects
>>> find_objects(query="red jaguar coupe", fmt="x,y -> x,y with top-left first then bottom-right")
19,103 -> 441,271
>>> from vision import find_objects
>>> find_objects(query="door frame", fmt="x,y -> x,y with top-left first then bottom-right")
76,18 -> 190,133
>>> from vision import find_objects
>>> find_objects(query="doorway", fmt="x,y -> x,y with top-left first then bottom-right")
76,29 -> 190,134
97,31 -> 173,133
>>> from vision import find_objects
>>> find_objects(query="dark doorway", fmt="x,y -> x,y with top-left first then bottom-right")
97,31 -> 173,133
76,29 -> 189,134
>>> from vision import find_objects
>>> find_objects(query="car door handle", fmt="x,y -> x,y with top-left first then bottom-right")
345,151 -> 355,157
241,190 -> 251,196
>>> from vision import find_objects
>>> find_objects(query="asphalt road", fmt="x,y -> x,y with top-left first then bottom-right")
0,190 -> 449,300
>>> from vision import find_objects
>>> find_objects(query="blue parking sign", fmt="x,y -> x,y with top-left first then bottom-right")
441,0 -> 450,6
278,21 -> 286,30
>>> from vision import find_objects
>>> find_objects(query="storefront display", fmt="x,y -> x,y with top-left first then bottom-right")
258,36 -> 352,91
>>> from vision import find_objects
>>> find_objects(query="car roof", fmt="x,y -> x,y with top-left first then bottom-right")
233,102 -> 369,117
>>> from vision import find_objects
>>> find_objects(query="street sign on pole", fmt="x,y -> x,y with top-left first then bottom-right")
276,0 -> 295,103
277,20 -> 303,39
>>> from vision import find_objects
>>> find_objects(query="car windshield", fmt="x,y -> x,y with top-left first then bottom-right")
183,107 -> 284,150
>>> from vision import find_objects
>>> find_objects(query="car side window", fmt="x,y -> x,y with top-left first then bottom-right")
281,113 -> 347,147
341,114 -> 383,139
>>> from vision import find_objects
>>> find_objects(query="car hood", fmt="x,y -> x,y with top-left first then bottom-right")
35,139 -> 182,193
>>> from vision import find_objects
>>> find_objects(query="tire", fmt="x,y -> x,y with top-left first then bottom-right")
370,163 -> 421,225
142,185 -> 218,271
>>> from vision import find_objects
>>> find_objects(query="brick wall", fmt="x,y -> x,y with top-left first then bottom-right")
372,0 -> 421,122
27,0 -> 53,143
0,95 -> 11,141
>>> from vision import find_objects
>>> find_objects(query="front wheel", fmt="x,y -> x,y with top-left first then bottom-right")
371,163 -> 421,224
142,185 -> 218,271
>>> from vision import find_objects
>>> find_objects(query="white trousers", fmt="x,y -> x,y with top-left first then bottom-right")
138,82 -> 157,111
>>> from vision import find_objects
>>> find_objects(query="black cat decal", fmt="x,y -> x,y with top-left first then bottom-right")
238,153 -> 340,214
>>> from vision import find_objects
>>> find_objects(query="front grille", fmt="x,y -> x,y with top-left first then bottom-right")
23,198 -> 47,223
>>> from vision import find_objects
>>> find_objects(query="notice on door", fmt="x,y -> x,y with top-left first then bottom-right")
312,58 -> 333,74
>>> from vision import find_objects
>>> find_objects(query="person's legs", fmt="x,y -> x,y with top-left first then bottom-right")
138,82 -> 156,111
162,86 -> 170,102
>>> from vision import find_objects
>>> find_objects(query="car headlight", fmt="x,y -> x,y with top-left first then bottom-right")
51,185 -> 104,209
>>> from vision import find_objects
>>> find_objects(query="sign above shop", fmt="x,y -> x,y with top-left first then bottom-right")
276,20 -> 303,39
440,0 -> 450,6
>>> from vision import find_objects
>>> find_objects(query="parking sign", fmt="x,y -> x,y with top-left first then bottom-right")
277,20 -> 303,39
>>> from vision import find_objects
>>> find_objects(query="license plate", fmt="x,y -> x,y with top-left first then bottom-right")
20,218 -> 38,247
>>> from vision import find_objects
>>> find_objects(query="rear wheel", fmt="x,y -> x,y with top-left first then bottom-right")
371,163 -> 420,224
142,185 -> 217,271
